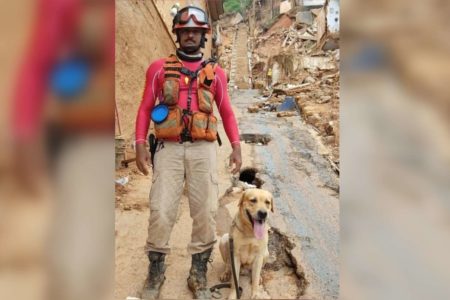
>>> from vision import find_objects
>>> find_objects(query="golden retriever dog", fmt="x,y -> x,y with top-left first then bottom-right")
219,188 -> 274,299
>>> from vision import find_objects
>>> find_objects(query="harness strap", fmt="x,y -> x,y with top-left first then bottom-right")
163,55 -> 219,143
180,59 -> 216,143
229,237 -> 241,299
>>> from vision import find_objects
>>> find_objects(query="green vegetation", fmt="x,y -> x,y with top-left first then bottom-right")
223,0 -> 252,14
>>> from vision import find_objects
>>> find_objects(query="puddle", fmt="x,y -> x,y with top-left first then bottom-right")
240,133 -> 272,145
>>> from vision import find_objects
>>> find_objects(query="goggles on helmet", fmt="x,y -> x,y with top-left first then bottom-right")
172,6 -> 211,33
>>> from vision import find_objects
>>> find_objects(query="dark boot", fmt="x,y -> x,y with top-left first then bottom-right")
187,248 -> 213,299
141,251 -> 166,300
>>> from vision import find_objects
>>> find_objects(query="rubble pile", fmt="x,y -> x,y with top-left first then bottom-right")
214,13 -> 244,80
250,7 -> 340,168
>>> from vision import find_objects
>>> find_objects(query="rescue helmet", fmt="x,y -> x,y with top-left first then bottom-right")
172,5 -> 211,34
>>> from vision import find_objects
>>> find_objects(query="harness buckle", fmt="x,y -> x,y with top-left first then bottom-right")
179,128 -> 193,143
182,109 -> 192,116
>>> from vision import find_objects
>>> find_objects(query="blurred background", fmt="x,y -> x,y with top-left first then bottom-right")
0,0 -> 449,299
341,0 -> 450,299
0,0 -> 114,299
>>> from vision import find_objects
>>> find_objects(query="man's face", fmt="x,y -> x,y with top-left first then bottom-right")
178,28 -> 203,54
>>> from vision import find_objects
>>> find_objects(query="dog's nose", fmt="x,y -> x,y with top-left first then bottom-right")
257,210 -> 267,219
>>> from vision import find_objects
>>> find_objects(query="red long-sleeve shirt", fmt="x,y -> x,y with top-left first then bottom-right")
12,0 -> 114,141
135,58 -> 240,145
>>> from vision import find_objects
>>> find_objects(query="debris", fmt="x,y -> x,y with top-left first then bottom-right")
296,11 -> 313,25
305,76 -> 316,83
115,176 -> 129,186
262,90 -> 271,97
280,1 -> 292,14
220,12 -> 243,27
300,56 -> 336,70
240,133 -> 272,145
277,96 -> 297,111
326,0 -> 340,35
322,39 -> 339,51
248,105 -> 260,113
325,122 -> 334,135
267,14 -> 293,34
115,136 -> 127,169
315,7 -> 327,46
277,111 -> 297,117
245,0 -> 340,167
121,157 -> 136,168
318,95 -> 332,103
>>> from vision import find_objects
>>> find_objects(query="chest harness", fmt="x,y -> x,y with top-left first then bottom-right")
154,54 -> 221,145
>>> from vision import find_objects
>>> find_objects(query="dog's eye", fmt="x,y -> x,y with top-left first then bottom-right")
250,198 -> 257,203
265,200 -> 271,206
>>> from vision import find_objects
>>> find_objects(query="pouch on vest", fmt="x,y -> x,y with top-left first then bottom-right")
197,63 -> 215,113
154,106 -> 183,139
162,78 -> 179,106
190,111 -> 217,142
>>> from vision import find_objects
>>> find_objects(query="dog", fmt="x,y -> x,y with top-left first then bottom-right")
219,188 -> 274,299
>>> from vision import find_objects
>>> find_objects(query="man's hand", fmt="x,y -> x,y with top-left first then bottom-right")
136,143 -> 150,175
229,143 -> 242,174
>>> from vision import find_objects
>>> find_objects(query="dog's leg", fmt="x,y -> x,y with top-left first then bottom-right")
251,255 -> 264,299
228,255 -> 241,299
219,234 -> 232,282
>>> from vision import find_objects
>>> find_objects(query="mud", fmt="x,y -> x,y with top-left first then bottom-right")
115,170 -> 307,300
231,88 -> 339,299
266,228 -> 308,298
240,133 -> 272,145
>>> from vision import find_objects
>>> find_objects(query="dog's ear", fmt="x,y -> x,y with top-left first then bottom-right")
238,191 -> 246,208
270,196 -> 274,213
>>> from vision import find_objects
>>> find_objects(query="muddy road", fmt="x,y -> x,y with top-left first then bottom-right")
233,89 -> 339,299
115,88 -> 339,300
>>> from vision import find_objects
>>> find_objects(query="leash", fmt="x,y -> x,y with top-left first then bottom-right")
208,236 -> 242,299
229,237 -> 241,299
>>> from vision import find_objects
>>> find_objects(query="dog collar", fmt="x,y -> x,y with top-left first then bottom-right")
231,219 -> 252,237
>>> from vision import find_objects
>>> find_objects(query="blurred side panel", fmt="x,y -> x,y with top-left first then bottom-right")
341,0 -> 450,299
0,0 -> 115,299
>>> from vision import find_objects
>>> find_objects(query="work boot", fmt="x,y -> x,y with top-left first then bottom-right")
187,248 -> 213,299
141,251 -> 166,300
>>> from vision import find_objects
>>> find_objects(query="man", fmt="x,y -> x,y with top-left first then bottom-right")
135,5 -> 242,300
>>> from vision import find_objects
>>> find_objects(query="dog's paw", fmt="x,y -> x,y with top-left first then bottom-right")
251,288 -> 270,299
228,291 -> 237,299
220,270 -> 231,282
251,290 -> 263,299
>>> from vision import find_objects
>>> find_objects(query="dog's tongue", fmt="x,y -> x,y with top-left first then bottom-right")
253,220 -> 265,240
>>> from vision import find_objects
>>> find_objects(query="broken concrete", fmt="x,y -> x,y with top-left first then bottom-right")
296,11 -> 314,25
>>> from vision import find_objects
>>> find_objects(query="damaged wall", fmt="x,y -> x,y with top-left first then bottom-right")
116,0 -> 177,140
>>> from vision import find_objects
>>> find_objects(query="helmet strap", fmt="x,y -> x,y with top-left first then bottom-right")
200,33 -> 207,48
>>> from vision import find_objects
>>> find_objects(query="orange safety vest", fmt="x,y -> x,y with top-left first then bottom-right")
154,54 -> 218,142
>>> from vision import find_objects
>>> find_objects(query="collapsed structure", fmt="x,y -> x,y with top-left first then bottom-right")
214,0 -> 340,170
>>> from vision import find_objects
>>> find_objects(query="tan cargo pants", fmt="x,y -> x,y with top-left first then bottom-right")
144,140 -> 219,255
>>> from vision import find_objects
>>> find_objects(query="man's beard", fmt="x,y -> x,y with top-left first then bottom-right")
182,43 -> 201,54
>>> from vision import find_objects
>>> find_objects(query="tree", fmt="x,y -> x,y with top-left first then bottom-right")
223,0 -> 252,14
